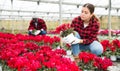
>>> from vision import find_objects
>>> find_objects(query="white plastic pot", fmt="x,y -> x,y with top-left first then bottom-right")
110,55 -> 117,61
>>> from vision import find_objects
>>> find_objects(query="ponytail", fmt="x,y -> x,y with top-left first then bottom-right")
92,14 -> 100,22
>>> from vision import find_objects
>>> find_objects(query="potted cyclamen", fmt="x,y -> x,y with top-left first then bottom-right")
100,40 -> 117,61
60,28 -> 76,44
78,52 -> 113,71
78,52 -> 96,71
55,23 -> 78,61
55,23 -> 75,49
108,40 -> 118,61
111,39 -> 120,61
94,57 -> 113,71
60,27 -> 74,56
109,45 -> 117,61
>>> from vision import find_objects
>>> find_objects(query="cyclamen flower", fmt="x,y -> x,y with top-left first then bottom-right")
25,42 -> 39,50
78,52 -> 97,70
112,39 -> 120,48
79,52 -> 96,63
1,43 -> 25,60
25,60 -> 42,71
94,57 -> 113,70
53,36 -> 60,42
100,40 -> 111,52
7,56 -> 29,70
55,23 -> 72,34
43,36 -> 54,45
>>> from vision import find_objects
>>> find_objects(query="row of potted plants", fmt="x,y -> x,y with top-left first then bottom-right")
48,25 -> 120,36
99,29 -> 120,36
101,39 -> 120,61
0,32 -> 113,71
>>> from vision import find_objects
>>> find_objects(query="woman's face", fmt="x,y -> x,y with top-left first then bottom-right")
80,7 -> 93,22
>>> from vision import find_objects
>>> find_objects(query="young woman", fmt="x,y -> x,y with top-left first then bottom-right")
69,3 -> 103,59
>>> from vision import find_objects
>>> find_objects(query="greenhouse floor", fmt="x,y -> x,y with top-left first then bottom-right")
108,62 -> 120,71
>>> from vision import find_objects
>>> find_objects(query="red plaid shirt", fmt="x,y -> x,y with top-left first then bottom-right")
28,18 -> 47,31
71,16 -> 100,45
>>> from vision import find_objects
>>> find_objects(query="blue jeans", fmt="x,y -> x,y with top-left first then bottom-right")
71,32 -> 103,56
40,30 -> 47,35
28,30 -> 47,35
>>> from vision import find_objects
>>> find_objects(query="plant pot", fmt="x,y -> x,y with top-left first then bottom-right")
110,55 -> 117,61
62,33 -> 76,44
66,50 -> 72,56
0,65 -> 2,71
117,56 -> 120,61
117,56 -> 120,58
94,69 -> 105,71
101,56 -> 105,59
84,69 -> 94,71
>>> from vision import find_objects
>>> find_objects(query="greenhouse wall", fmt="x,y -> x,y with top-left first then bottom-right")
0,16 -> 120,34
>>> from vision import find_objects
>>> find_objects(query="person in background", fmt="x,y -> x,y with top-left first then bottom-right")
63,3 -> 103,62
28,17 -> 47,35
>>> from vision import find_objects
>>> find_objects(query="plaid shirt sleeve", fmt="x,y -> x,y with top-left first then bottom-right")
71,16 -> 100,45
37,19 -> 47,31
28,20 -> 35,30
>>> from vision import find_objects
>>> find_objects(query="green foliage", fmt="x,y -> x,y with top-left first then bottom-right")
60,28 -> 74,37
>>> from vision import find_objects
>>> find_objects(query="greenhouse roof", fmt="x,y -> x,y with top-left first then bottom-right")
0,0 -> 120,20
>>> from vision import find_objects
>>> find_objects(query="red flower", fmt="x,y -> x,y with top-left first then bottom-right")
112,39 -> 120,48
1,43 -> 25,60
22,52 -> 37,60
94,57 -> 113,70
25,60 -> 42,71
7,56 -> 29,70
79,52 -> 96,64
100,40 -> 111,52
110,45 -> 116,52
43,36 -> 54,45
25,42 -> 39,50
53,36 -> 60,43
55,23 -> 71,34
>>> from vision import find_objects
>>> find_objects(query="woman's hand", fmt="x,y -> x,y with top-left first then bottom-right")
62,33 -> 83,44
34,30 -> 41,35
71,37 -> 83,44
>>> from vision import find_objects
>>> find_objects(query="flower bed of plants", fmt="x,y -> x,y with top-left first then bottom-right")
0,32 -> 114,71
0,32 -> 81,71
0,23 -> 119,71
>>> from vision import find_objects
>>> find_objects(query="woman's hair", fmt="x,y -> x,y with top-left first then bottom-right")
83,3 -> 95,14
83,3 -> 99,21
32,17 -> 38,23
